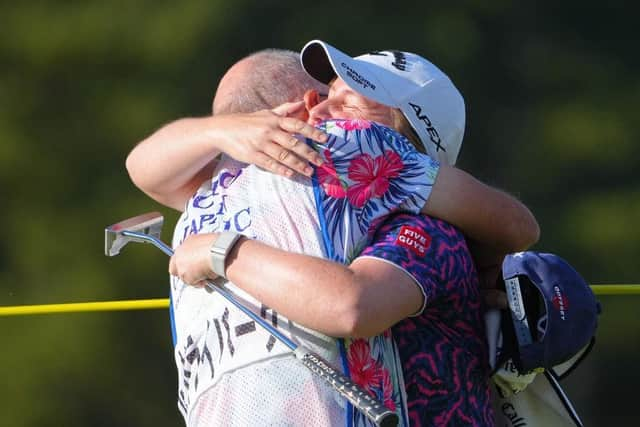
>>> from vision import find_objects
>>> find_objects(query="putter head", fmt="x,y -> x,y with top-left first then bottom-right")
105,212 -> 164,256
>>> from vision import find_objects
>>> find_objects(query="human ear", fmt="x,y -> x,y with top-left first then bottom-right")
304,90 -> 321,110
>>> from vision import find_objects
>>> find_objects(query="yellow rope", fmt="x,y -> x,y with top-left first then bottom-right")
0,285 -> 638,317
0,299 -> 169,316
591,284 -> 640,295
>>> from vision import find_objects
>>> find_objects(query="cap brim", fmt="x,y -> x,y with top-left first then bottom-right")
300,40 -> 340,84
301,40 -> 396,107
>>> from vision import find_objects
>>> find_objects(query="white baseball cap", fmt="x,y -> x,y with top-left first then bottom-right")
300,39 -> 465,165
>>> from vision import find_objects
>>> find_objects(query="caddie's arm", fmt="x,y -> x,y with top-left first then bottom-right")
169,232 -> 423,338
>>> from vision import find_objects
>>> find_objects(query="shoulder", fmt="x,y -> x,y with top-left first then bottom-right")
311,119 -> 440,204
313,119 -> 432,161
360,213 -> 469,280
364,213 -> 476,288
373,213 -> 466,249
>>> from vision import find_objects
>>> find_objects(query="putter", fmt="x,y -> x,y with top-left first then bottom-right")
105,212 -> 399,427
105,212 -> 171,257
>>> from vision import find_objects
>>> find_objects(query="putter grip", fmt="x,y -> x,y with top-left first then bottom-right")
294,348 -> 399,427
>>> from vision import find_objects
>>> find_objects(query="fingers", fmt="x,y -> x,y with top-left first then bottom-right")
226,108 -> 329,178
193,280 -> 207,289
251,151 -> 299,178
266,116 -> 327,176
170,264 -> 207,287
169,235 -> 216,286
269,132 -> 323,170
483,289 -> 508,310
278,116 -> 328,144
169,256 -> 193,284
272,101 -> 305,117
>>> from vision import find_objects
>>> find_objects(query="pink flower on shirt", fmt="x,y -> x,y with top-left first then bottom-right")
348,339 -> 383,391
346,151 -> 404,208
348,339 -> 396,411
316,149 -> 347,198
335,119 -> 372,131
380,369 -> 396,411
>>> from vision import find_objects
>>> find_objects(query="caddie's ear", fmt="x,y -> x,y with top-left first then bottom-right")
272,101 -> 306,121
304,89 -> 321,110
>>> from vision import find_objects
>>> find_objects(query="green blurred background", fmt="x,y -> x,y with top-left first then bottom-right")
1,1 -> 638,425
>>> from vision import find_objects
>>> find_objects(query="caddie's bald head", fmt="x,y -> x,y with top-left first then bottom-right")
212,49 -> 327,115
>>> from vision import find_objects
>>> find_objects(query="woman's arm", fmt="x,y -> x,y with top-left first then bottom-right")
126,104 -> 327,210
424,165 -> 540,253
126,116 -> 227,210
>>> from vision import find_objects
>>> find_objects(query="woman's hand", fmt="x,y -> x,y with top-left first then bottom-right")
169,233 -> 219,286
216,101 -> 328,178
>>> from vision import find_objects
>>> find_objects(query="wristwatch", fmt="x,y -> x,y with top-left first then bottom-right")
209,232 -> 243,279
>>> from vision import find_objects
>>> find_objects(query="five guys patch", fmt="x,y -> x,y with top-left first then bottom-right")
396,226 -> 431,256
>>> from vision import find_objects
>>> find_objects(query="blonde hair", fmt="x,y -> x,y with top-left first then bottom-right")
391,109 -> 425,154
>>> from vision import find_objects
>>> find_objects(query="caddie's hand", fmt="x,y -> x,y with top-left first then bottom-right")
216,102 -> 327,178
477,263 -> 508,309
169,233 -> 219,287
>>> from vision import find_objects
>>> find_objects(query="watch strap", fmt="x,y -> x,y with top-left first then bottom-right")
209,232 -> 243,279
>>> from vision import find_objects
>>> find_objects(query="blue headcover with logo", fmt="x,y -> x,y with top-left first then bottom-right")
501,252 -> 600,373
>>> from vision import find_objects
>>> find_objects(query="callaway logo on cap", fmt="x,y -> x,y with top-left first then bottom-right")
300,39 -> 466,165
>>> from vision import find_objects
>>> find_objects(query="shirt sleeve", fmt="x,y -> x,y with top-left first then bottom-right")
309,118 -> 440,264
356,213 -> 442,316
313,119 -> 440,214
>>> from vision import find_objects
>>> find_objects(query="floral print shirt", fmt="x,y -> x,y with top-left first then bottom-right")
311,119 -> 438,264
309,119 -> 440,427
